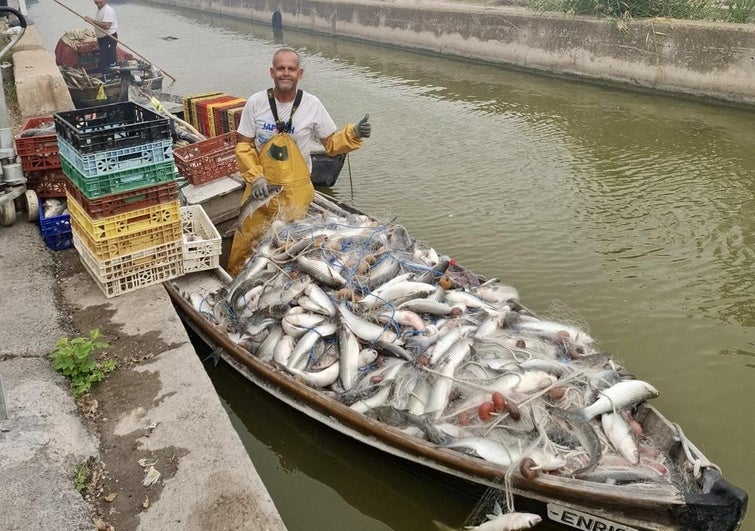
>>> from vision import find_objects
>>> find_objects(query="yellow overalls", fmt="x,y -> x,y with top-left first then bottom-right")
227,120 -> 363,276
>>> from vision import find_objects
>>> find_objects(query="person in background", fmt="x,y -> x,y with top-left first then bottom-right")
227,47 -> 371,276
85,0 -> 118,75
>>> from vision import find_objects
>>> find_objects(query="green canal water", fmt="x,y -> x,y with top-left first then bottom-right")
31,1 -> 754,529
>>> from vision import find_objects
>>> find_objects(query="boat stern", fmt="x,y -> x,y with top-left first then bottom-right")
675,469 -> 748,530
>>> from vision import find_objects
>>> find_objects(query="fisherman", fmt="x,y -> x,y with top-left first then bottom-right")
85,0 -> 118,75
227,47 -> 371,276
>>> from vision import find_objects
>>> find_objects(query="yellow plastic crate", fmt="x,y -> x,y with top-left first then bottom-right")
67,192 -> 181,242
208,98 -> 245,137
71,217 -> 182,261
182,92 -> 222,130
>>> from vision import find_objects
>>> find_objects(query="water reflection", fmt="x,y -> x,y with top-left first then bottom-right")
206,358 -> 485,531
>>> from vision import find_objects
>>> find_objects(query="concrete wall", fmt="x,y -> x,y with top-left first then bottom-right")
8,25 -> 74,118
145,0 -> 755,106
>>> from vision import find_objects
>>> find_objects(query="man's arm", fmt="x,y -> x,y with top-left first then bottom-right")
320,115 -> 370,156
235,133 -> 264,184
84,17 -> 112,30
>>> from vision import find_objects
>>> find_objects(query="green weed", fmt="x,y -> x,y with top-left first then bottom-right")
51,329 -> 116,398
72,462 -> 90,493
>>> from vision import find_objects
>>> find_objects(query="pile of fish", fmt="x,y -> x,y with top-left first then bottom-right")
183,203 -> 671,487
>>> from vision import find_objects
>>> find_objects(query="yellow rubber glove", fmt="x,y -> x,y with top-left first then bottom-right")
324,124 -> 363,156
235,140 -> 264,184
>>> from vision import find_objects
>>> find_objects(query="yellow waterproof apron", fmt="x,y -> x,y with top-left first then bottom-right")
227,90 -> 314,276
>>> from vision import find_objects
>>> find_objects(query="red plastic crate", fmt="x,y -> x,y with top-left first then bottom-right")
75,40 -> 99,54
14,116 -> 60,172
209,98 -> 245,136
26,169 -> 67,198
212,101 -> 245,136
195,95 -> 238,137
65,177 -> 179,219
173,132 -> 238,186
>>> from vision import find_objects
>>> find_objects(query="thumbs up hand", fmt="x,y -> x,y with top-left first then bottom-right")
354,114 -> 371,139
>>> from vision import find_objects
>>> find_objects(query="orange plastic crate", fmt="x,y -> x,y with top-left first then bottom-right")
208,98 -> 245,136
195,95 -> 238,137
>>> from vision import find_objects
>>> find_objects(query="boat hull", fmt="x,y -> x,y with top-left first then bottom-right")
165,193 -> 747,531
69,76 -> 164,109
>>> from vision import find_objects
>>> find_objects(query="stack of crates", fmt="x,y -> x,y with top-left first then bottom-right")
14,115 -> 72,250
54,102 -> 185,297
174,92 -> 247,186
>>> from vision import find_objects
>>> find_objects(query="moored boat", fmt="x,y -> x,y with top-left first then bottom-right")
165,192 -> 748,530
56,30 -> 164,109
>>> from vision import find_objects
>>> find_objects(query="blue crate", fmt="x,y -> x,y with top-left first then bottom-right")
58,137 -> 174,177
38,199 -> 71,238
44,231 -> 73,251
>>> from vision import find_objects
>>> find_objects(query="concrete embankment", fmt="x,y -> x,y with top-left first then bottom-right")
145,0 -> 755,106
0,25 -> 286,531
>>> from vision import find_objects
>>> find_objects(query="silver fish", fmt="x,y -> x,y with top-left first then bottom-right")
223,185 -> 283,237
368,406 -> 448,445
296,255 -> 347,288
338,317 -> 361,391
286,362 -> 340,388
337,301 -> 401,345
601,412 -> 639,465
579,380 -> 659,421
549,408 -> 601,477
471,504 -> 542,531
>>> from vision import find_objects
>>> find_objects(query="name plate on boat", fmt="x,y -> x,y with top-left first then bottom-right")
547,503 -> 637,531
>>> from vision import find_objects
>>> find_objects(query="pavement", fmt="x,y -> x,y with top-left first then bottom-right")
0,206 -> 286,531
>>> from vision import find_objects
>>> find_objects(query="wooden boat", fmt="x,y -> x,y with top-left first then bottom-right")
66,73 -> 164,109
56,33 -> 164,109
165,193 -> 748,530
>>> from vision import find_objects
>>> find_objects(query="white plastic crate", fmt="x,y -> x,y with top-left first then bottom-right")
73,231 -> 183,282
180,205 -> 221,273
75,231 -> 184,298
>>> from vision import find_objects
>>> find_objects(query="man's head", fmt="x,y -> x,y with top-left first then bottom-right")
270,48 -> 303,97
94,0 -> 106,8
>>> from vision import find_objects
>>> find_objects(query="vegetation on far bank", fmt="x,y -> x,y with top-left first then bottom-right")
526,0 -> 755,22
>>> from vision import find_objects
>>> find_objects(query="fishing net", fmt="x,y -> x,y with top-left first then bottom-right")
186,201 -> 679,519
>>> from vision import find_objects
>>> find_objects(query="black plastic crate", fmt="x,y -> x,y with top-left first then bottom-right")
54,102 -> 171,155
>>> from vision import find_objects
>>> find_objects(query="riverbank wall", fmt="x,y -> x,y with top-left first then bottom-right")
144,0 -> 755,106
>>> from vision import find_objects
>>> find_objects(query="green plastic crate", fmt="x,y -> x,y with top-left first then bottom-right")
62,157 -> 176,200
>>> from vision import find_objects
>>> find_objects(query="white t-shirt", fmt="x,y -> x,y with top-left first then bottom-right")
95,5 -> 118,38
237,89 -> 338,172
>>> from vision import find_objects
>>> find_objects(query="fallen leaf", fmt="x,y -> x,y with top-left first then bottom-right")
143,465 -> 160,487
104,492 -> 117,502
